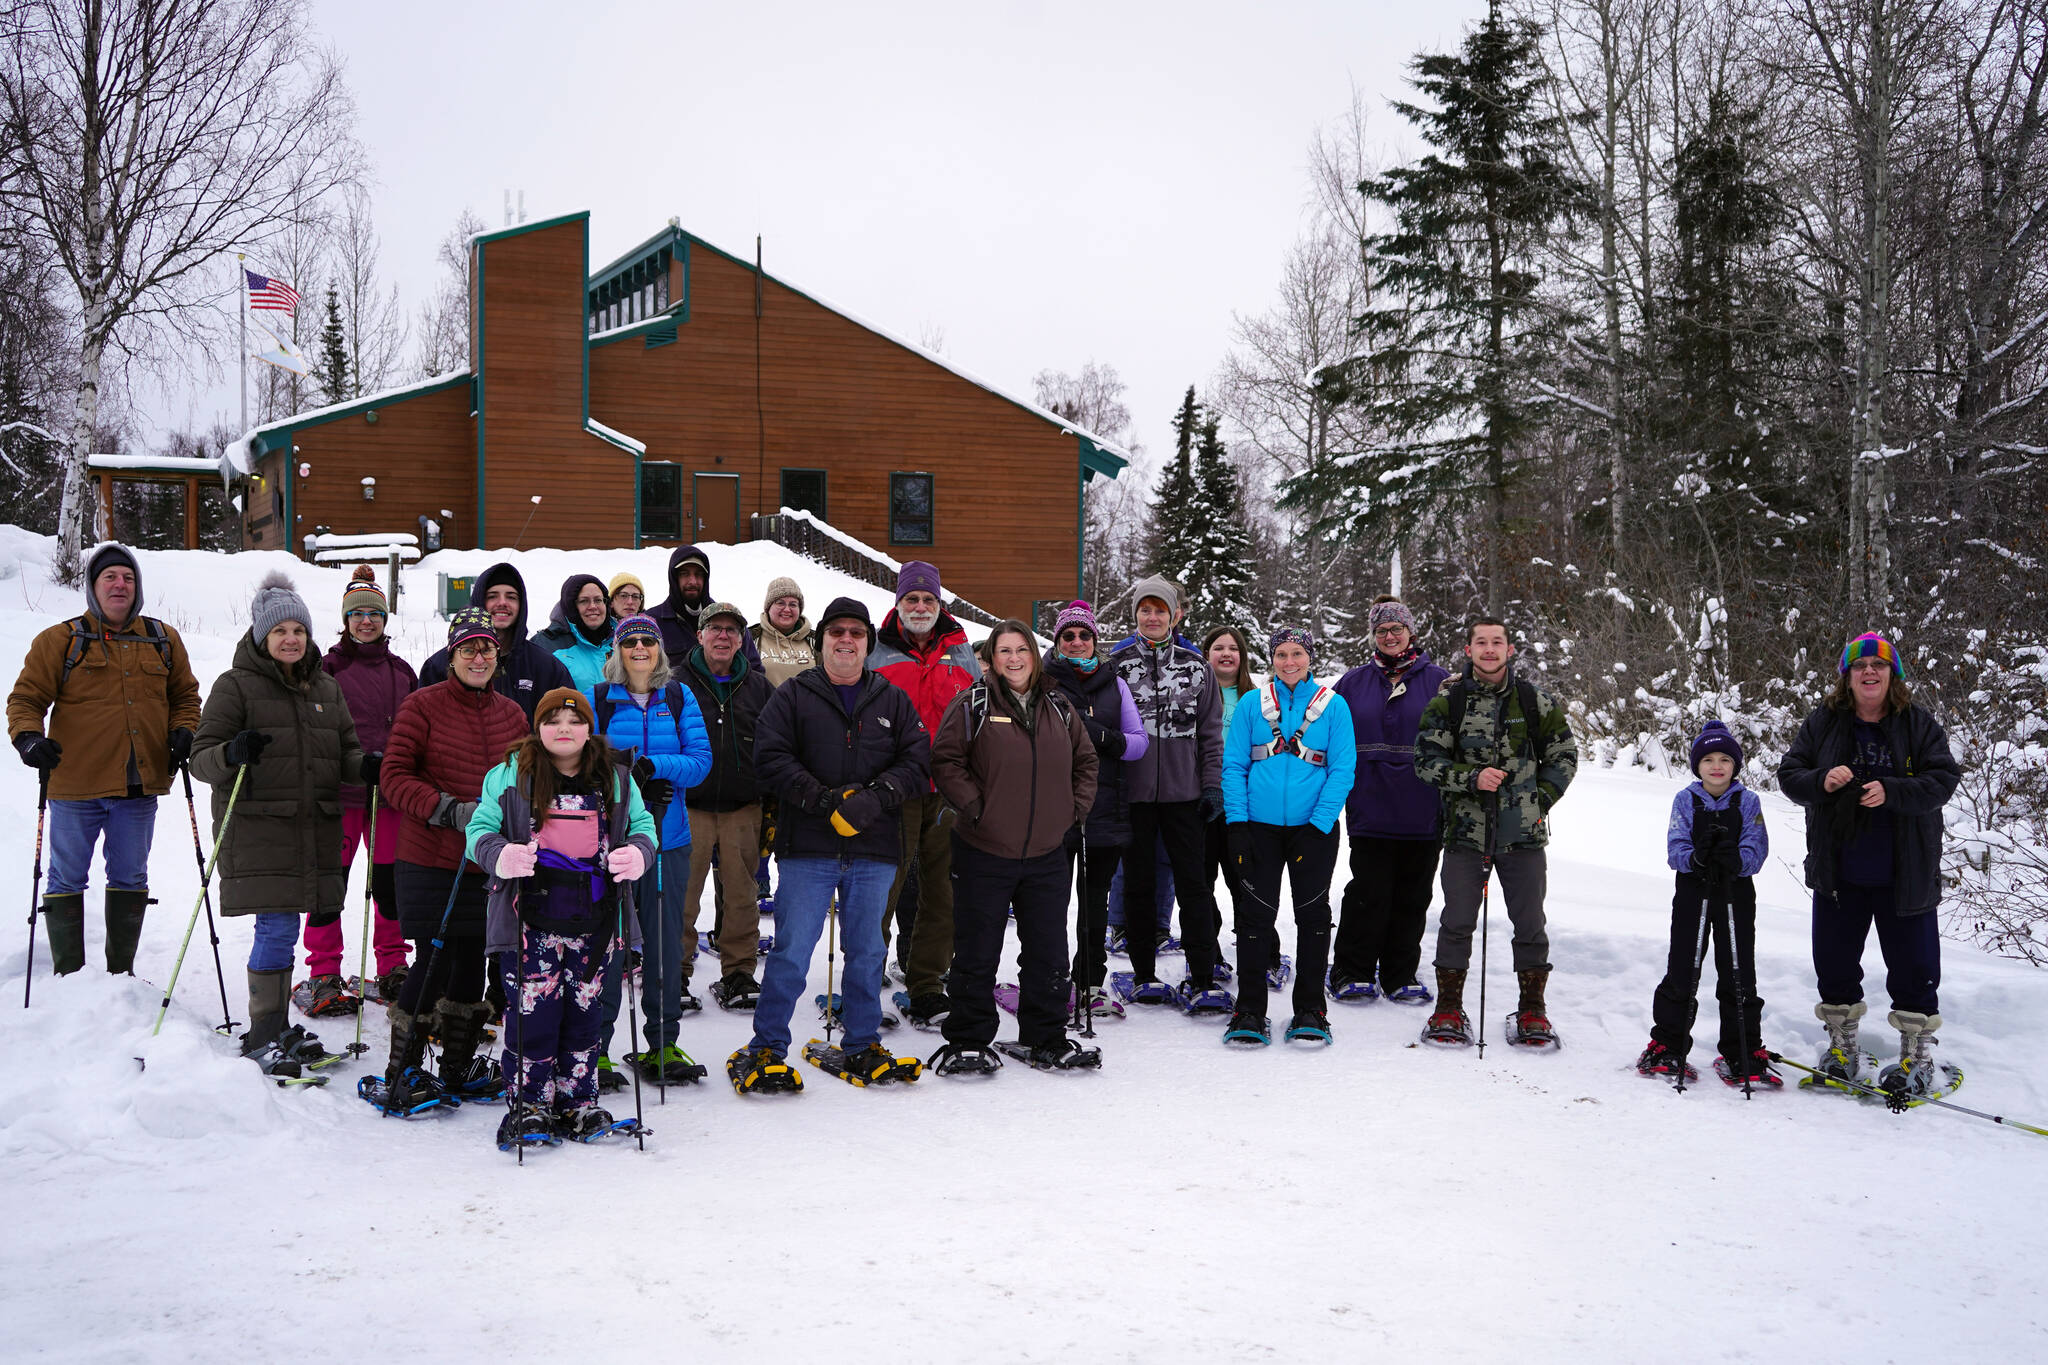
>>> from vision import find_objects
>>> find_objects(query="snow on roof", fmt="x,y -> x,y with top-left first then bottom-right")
586,418 -> 645,454
312,532 -> 419,549
87,454 -> 224,473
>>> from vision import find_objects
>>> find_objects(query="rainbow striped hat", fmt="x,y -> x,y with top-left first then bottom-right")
1839,632 -> 1902,678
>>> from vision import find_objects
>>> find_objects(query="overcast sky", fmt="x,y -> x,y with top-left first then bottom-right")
170,0 -> 1492,480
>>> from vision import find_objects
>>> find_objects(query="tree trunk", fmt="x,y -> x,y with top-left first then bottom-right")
56,311 -> 104,582
1601,0 -> 1627,563
1853,0 -> 1896,623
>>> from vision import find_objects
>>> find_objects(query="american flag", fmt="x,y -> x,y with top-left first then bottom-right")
244,269 -> 300,315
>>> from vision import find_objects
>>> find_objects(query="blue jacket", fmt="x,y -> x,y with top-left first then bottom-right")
1221,678 -> 1357,833
584,680 -> 712,852
1334,650 -> 1451,841
1666,780 -> 1768,877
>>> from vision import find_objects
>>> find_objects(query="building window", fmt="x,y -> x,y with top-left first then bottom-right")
781,468 -> 828,520
889,472 -> 934,545
640,462 -> 682,541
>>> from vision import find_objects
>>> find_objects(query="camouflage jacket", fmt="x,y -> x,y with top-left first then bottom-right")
1413,668 -> 1578,852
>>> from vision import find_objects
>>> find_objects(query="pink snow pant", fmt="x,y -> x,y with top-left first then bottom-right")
304,806 -> 409,977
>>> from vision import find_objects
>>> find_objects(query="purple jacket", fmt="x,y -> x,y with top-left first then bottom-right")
1666,780 -> 1768,878
321,635 -> 418,810
1044,652 -> 1149,848
1333,650 -> 1451,841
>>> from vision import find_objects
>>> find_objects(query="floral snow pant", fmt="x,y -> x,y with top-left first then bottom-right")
500,929 -> 607,1112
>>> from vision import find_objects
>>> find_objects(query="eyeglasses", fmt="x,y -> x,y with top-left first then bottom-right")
453,641 -> 498,659
1373,625 -> 1409,638
345,609 -> 386,621
613,590 -> 643,603
702,622 -> 741,637
1847,659 -> 1891,675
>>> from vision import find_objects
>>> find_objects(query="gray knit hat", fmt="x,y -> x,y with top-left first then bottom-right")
1131,574 -> 1180,616
252,570 -> 312,643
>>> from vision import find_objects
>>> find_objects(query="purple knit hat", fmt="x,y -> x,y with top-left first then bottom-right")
1054,601 -> 1098,639
614,612 -> 662,645
1689,719 -> 1744,775
897,561 -> 942,602
1370,599 -> 1417,635
1269,626 -> 1316,660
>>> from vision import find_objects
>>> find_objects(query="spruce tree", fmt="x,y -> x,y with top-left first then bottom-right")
1184,413 -> 1263,648
1291,3 -> 1581,615
318,283 -> 351,407
1145,385 -> 1204,585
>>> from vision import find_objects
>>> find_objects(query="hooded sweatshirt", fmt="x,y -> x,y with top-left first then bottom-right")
536,573 -> 615,692
418,562 -> 574,721
649,543 -> 762,671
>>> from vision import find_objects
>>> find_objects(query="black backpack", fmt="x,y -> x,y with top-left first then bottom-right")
1442,670 -> 1543,763
57,614 -> 173,691
960,681 -> 1073,743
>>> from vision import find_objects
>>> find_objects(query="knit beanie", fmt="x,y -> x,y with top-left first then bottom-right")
83,541 -> 144,621
1839,631 -> 1903,678
1268,626 -> 1316,661
896,561 -> 941,602
1131,574 -> 1180,616
614,613 -> 663,645
818,595 -> 874,642
446,605 -> 499,653
1689,719 -> 1744,775
607,571 -> 645,603
1369,599 -> 1416,636
763,575 -> 805,617
534,687 -> 595,728
252,570 -> 312,642
342,564 -> 387,620
1054,600 -> 1098,639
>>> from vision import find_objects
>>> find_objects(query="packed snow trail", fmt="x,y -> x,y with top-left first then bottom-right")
3,533 -> 2044,1359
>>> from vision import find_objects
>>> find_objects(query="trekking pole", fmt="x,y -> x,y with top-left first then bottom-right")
347,790 -> 380,1059
649,793 -> 669,1104
154,766 -> 247,1036
1722,876 -> 1755,1099
1476,791 -> 1497,1060
1674,892 -> 1712,1095
514,921 -> 527,1168
179,767 -> 237,1034
23,770 -> 48,1009
825,892 -> 838,1050
617,879 -> 646,1152
1076,834 -> 1094,1040
1766,1051 -> 2048,1136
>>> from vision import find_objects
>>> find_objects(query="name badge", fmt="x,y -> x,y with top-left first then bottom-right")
990,716 -> 1012,724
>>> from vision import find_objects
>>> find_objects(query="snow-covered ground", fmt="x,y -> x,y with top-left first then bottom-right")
3,531 -> 2044,1362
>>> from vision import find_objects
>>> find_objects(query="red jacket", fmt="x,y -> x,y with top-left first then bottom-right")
869,609 -> 978,790
381,678 -> 529,871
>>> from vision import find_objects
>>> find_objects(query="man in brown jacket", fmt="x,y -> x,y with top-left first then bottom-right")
7,543 -> 203,975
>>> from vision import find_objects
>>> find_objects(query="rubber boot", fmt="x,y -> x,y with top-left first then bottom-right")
41,893 -> 86,976
241,969 -> 301,1076
435,999 -> 500,1100
103,888 -> 150,975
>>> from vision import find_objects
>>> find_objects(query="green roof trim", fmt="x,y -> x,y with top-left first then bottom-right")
1079,436 -> 1127,481
472,209 -> 589,248
243,374 -> 471,444
590,223 -> 683,288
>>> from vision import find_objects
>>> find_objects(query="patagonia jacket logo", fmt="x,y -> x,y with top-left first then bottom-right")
517,679 -> 533,691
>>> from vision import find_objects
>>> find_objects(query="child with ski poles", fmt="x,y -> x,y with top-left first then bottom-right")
1635,720 -> 1775,1088
468,688 -> 657,1149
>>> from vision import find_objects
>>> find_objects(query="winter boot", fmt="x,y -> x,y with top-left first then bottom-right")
435,1000 -> 502,1101
1423,967 -> 1471,1044
380,1006 -> 440,1110
554,1104 -> 619,1142
40,893 -> 85,976
102,888 -> 149,975
1635,1040 -> 1698,1082
1814,1001 -> 1868,1079
240,969 -> 301,1077
496,1102 -> 558,1151
1513,967 -> 1551,1035
1880,1010 -> 1944,1097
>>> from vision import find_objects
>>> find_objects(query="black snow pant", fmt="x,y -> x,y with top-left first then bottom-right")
1332,834 -> 1441,990
1813,881 -> 1940,1015
944,840 -> 1074,1050
393,861 -> 488,1013
1204,813 -> 1260,967
1069,837 -> 1125,990
1125,800 -> 1220,987
1233,821 -> 1341,1020
1649,871 -> 1763,1059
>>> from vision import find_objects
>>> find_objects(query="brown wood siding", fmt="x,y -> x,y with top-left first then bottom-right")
591,242 -> 1079,620
477,220 -> 637,550
274,385 -> 476,549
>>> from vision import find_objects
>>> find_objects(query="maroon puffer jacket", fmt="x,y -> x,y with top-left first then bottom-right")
382,678 -> 529,871
322,635 -> 418,809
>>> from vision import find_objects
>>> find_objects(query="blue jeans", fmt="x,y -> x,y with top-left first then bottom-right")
46,797 -> 157,895
598,846 -> 691,1052
249,912 -> 300,972
1106,835 -> 1173,929
751,855 -> 894,1056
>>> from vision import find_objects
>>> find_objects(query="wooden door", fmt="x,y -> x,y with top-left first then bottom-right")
693,473 -> 740,544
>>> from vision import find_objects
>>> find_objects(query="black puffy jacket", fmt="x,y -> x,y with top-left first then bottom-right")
1045,653 -> 1133,849
677,646 -> 772,811
1777,702 -> 1960,914
754,666 -> 930,863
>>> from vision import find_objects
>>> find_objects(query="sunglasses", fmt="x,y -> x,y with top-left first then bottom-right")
1058,629 -> 1094,643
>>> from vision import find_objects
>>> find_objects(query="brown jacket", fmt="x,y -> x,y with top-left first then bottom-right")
931,683 -> 1098,861
188,634 -> 363,917
6,609 -> 203,800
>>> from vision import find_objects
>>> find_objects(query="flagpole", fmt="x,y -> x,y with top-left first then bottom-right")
237,253 -> 247,432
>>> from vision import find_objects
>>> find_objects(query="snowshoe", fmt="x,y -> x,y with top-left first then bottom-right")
726,1046 -> 802,1096
244,1037 -> 309,1084
1505,1011 -> 1561,1051
1265,956 -> 1293,990
1157,935 -> 1183,956
991,1038 -> 1101,1071
1212,959 -> 1235,985
757,895 -> 774,919
365,966 -> 408,1004
993,983 -> 1021,1015
554,1105 -> 647,1143
894,990 -> 952,1032
1634,1041 -> 1699,1083
1176,979 -> 1235,1016
292,974 -> 362,1018
803,1040 -> 922,1086
595,1055 -> 629,1093
1421,1009 -> 1473,1047
495,1103 -> 560,1152
1714,1050 -> 1785,1090
1875,1059 -> 1964,1109
1222,1010 -> 1271,1047
1383,980 -> 1433,1006
358,1069 -> 452,1116
1110,972 -> 1173,1006
814,992 -> 899,1030
709,972 -> 761,1012
928,1042 -> 1004,1077
1075,985 -> 1124,1020
1284,1010 -> 1333,1045
629,1045 -> 708,1086
678,984 -> 703,1013
1328,972 -> 1378,1003
277,1023 -> 344,1070
1105,925 -> 1128,957
697,932 -> 717,959
441,1052 -> 506,1102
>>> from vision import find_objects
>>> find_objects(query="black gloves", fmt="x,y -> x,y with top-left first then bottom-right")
1714,840 -> 1744,876
832,786 -> 882,837
640,777 -> 676,809
167,728 -> 193,771
429,794 -> 478,829
1084,716 -> 1125,757
359,751 -> 382,791
1227,823 -> 1252,863
224,729 -> 272,768
1200,785 -> 1225,823
14,734 -> 61,771
806,784 -> 846,817
1692,823 -> 1739,875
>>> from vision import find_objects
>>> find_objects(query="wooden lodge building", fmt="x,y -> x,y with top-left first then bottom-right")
229,211 -> 1128,622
